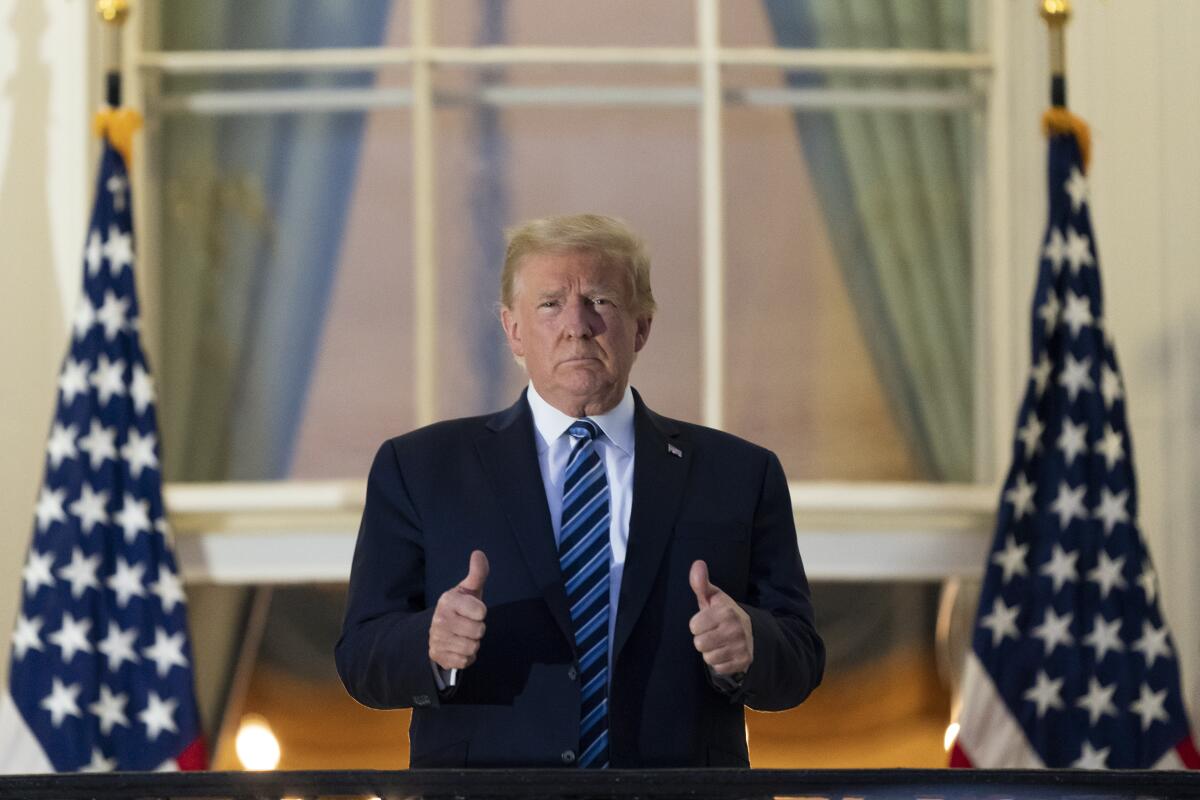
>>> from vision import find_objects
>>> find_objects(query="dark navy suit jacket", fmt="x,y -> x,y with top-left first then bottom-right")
335,390 -> 824,767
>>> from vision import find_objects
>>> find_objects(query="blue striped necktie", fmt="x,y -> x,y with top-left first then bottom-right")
559,419 -> 611,769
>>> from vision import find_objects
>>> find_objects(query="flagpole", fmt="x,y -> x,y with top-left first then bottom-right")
1040,0 -> 1071,108
97,0 -> 130,107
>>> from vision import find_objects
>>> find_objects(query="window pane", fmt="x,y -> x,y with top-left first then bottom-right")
720,0 -> 976,52
722,68 -> 976,481
151,0 -> 409,50
430,84 -> 701,422
156,105 -> 412,482
435,0 -> 694,47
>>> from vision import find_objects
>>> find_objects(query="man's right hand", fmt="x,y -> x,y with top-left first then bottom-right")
429,550 -> 489,671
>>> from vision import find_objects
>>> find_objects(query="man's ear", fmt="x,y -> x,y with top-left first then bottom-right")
501,306 -> 525,358
634,316 -> 653,353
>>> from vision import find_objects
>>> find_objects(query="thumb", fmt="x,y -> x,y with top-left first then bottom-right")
457,550 -> 489,597
689,560 -> 717,608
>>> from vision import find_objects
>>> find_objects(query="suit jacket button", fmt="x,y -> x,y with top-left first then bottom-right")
413,694 -> 430,707
567,665 -> 578,681
561,750 -> 576,764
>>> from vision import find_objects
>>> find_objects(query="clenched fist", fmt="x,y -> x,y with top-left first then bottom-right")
688,560 -> 753,676
429,550 -> 489,671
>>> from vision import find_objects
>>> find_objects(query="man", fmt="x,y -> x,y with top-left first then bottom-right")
335,214 -> 823,768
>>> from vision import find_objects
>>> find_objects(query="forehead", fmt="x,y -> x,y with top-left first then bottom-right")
516,249 -> 627,293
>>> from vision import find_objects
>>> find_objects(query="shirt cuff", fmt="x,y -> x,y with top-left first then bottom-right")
431,662 -> 458,692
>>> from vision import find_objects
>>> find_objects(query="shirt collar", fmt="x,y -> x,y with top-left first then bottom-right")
526,382 -> 635,457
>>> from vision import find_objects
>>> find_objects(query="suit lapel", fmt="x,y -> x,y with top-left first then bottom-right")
613,392 -> 691,663
474,394 -> 576,648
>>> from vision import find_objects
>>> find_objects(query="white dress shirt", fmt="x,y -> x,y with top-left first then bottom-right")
526,381 -> 635,656
436,384 -> 635,690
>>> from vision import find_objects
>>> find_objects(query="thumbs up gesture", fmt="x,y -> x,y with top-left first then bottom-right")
688,560 -> 754,677
429,550 -> 489,671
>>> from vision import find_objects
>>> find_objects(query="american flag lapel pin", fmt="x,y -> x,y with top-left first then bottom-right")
667,443 -> 683,458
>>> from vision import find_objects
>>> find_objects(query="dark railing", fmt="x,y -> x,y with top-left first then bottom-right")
1,769 -> 1199,800
2,767 -> 1200,800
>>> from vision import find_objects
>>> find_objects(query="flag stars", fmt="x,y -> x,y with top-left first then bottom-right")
1031,608 -> 1075,656
138,691 -> 179,741
12,614 -> 44,660
1017,414 -> 1045,458
1061,291 -> 1094,338
150,567 -> 186,613
40,678 -> 82,728
143,628 -> 189,678
130,363 -> 156,415
106,174 -> 128,210
1056,419 -> 1089,468
1132,620 -> 1172,668
1064,227 -> 1095,274
57,547 -> 101,599
47,612 -> 93,663
1083,613 -> 1125,662
81,748 -> 117,773
120,430 -> 159,479
991,535 -> 1030,583
114,493 -> 152,544
72,297 -> 96,341
69,484 -> 110,535
107,557 -> 147,608
21,550 -> 56,596
1038,292 -> 1061,335
1138,565 -> 1158,603
1059,354 -> 1095,402
85,229 -> 103,275
46,423 -> 78,469
1065,167 -> 1089,212
89,354 -> 127,407
1005,473 -> 1037,520
58,357 -> 90,404
1040,544 -> 1080,593
101,225 -> 133,275
1043,227 -> 1067,273
1093,487 -> 1130,536
1087,550 -> 1128,599
1023,670 -> 1065,718
980,597 -> 1021,646
34,487 -> 68,532
78,420 -> 118,470
1072,741 -> 1110,769
1130,683 -> 1170,731
1050,481 -> 1087,530
96,621 -> 140,672
1100,364 -> 1123,408
1075,677 -> 1118,726
88,685 -> 130,736
1094,425 -> 1125,471
95,290 -> 129,341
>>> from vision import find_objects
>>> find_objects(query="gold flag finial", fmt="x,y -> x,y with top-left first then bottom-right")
96,0 -> 130,24
1040,0 -> 1072,26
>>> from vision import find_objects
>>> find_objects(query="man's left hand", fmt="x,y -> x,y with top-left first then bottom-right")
688,560 -> 753,676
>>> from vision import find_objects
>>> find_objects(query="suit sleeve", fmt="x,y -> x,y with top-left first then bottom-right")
730,451 -> 825,711
335,439 -> 442,709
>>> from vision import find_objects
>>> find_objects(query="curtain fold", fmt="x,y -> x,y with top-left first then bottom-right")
763,0 -> 974,482
159,0 -> 391,482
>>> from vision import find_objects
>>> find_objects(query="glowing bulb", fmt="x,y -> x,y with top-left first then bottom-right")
943,721 -> 960,752
236,714 -> 281,771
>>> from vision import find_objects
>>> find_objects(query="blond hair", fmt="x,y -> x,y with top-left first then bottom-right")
501,214 -> 657,317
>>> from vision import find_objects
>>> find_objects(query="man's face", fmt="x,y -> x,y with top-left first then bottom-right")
501,249 -> 652,417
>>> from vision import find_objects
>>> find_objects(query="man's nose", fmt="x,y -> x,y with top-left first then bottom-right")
562,298 -> 597,338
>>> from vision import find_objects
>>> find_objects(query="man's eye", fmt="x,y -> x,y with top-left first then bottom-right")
539,300 -> 558,309
591,297 -> 611,306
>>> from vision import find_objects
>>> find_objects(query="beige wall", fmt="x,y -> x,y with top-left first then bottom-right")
0,0 -> 92,689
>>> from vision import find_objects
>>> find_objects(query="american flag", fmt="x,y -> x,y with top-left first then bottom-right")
951,124 -> 1199,769
0,142 -> 206,772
